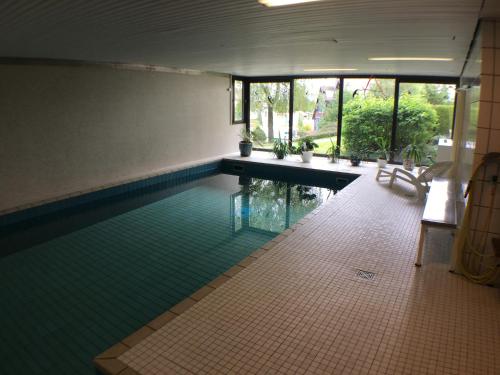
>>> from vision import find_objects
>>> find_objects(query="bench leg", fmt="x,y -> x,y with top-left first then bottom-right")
449,229 -> 457,272
415,224 -> 427,267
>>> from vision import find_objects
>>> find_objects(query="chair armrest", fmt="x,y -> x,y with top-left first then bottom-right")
392,168 -> 419,184
418,166 -> 428,176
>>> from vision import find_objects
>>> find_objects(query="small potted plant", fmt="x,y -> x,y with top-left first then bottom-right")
239,128 -> 253,157
350,152 -> 362,166
273,135 -> 289,160
298,136 -> 319,163
376,137 -> 390,168
403,143 -> 423,171
326,138 -> 340,163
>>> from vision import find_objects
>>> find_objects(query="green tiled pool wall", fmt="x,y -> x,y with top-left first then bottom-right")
0,180 -> 275,375
221,159 -> 359,190
0,161 -> 221,227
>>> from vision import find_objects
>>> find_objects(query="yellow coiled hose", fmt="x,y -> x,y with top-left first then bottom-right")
454,152 -> 500,285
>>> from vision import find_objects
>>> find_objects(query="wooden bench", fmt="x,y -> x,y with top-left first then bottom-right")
415,177 -> 458,266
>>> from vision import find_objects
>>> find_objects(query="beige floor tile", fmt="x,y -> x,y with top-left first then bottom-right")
116,156 -> 500,375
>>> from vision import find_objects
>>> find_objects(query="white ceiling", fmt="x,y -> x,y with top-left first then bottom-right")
0,0 -> 491,77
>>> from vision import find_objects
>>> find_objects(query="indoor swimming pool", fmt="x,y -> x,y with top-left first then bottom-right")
0,169 -> 350,375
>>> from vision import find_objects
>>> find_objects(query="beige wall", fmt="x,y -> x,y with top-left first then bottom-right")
0,64 -> 241,212
468,20 -> 500,272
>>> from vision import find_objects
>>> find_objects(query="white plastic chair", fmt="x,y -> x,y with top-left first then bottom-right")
389,161 -> 453,199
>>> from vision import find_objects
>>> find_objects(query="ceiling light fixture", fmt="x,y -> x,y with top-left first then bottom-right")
258,0 -> 322,7
369,57 -> 454,61
304,68 -> 358,72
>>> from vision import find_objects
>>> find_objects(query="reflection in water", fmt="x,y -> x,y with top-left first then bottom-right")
232,177 -> 336,235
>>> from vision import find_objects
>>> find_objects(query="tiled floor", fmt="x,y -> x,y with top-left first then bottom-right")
113,154 -> 499,375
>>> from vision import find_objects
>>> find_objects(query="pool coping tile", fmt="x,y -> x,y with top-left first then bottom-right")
121,326 -> 155,348
190,285 -> 216,301
169,297 -> 197,315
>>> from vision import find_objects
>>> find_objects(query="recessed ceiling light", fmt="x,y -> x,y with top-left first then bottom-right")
304,68 -> 358,72
258,0 -> 322,7
368,57 -> 454,61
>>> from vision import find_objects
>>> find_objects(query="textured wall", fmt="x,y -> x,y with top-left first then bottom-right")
469,20 -> 500,269
0,64 -> 241,212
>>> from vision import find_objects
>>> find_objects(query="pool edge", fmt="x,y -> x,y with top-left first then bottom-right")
92,174 -> 366,375
92,236 -> 286,375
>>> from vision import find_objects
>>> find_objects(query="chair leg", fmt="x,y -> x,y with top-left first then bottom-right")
415,224 -> 427,266
389,174 -> 395,188
416,186 -> 424,200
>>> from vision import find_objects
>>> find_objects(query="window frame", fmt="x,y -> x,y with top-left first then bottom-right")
246,79 -> 293,150
231,77 -> 246,125
240,74 -> 459,163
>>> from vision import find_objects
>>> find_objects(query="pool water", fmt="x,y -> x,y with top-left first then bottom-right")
0,173 -> 338,375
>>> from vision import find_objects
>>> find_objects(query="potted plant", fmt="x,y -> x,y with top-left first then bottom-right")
375,137 -> 390,168
350,152 -> 362,167
403,143 -> 423,171
326,138 -> 340,163
273,135 -> 289,160
239,128 -> 253,157
298,136 -> 319,163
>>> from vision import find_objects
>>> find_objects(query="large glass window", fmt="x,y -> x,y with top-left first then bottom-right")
232,79 -> 244,123
242,76 -> 457,163
293,78 -> 340,154
395,83 -> 456,163
341,78 -> 395,158
250,82 -> 290,149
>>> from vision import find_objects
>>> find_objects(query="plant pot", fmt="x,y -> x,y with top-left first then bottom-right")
239,142 -> 253,157
403,159 -> 414,171
275,153 -> 285,160
377,158 -> 387,168
350,157 -> 361,167
301,151 -> 313,163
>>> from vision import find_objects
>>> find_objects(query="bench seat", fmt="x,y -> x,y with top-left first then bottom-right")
415,177 -> 458,266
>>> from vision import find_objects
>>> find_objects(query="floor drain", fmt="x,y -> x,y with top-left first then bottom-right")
355,269 -> 376,280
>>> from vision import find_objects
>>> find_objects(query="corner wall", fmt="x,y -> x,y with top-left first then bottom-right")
469,20 -> 500,269
0,64 -> 241,212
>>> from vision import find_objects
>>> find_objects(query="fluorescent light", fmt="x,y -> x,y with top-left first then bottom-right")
304,68 -> 358,72
258,0 -> 322,7
369,57 -> 454,61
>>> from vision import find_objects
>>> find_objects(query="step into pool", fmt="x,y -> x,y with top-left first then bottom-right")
0,170 -> 352,375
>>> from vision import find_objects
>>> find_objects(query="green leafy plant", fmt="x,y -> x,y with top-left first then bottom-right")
375,137 -> 390,160
288,145 -> 301,155
326,138 -> 340,162
298,136 -> 319,152
273,135 -> 289,159
342,95 -> 438,160
252,127 -> 267,144
239,128 -> 252,143
404,143 -> 424,165
239,128 -> 263,146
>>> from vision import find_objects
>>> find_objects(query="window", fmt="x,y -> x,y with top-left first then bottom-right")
232,79 -> 244,123
238,75 -> 457,163
249,82 -> 290,149
341,78 -> 395,158
395,82 -> 456,163
293,78 -> 340,154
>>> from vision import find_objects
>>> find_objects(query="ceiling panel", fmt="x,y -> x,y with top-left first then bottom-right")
0,0 -> 484,76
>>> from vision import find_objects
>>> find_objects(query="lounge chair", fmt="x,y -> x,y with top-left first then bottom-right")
376,161 -> 453,199
388,161 -> 453,199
